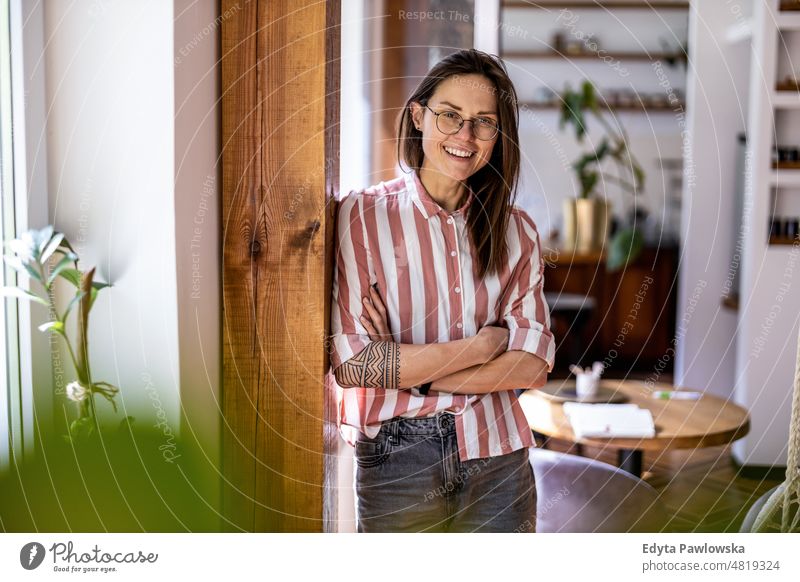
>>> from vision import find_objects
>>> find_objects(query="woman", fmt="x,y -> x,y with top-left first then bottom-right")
330,49 -> 555,533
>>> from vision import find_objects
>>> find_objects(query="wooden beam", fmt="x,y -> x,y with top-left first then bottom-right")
221,0 -> 340,532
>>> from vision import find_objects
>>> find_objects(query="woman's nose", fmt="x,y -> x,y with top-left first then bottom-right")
455,120 -> 477,141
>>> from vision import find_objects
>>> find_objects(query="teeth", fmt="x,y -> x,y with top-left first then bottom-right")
444,146 -> 474,158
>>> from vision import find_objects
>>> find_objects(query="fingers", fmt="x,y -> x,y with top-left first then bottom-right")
362,296 -> 382,325
369,285 -> 386,315
359,312 -> 379,340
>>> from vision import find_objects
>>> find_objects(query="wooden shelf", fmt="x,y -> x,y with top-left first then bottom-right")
721,294 -> 739,312
768,236 -> 800,245
776,81 -> 800,92
501,1 -> 688,9
780,1 -> 800,12
521,101 -> 684,112
772,160 -> 800,170
501,50 -> 686,61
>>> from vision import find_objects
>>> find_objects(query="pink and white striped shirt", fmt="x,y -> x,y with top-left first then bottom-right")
329,171 -> 555,461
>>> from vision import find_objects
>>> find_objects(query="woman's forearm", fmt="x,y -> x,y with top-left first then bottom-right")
428,351 -> 548,395
333,336 -> 487,390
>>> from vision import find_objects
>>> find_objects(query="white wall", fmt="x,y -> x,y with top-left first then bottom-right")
40,1 -> 221,495
44,0 -> 178,430
675,1 -> 752,400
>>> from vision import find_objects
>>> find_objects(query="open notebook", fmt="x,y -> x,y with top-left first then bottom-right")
562,403 -> 656,439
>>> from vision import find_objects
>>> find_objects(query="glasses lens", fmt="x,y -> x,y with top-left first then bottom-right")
436,111 -> 462,134
474,120 -> 499,140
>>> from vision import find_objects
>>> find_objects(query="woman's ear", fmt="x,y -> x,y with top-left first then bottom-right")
410,102 -> 424,131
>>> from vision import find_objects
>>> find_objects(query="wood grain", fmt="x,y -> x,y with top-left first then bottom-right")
221,0 -> 340,532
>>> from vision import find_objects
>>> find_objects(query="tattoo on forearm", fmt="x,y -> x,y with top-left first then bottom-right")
334,341 -> 400,389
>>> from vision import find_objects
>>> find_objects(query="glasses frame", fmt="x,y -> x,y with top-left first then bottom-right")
422,103 -> 499,141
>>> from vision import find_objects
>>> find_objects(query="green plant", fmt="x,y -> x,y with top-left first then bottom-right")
559,80 -> 646,270
0,226 -> 123,442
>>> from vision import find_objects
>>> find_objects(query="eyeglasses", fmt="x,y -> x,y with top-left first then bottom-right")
423,104 -> 499,141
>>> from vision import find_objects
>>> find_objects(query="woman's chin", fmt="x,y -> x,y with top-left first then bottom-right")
441,163 -> 474,182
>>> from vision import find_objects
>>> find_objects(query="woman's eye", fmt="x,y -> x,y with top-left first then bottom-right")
442,111 -> 460,121
477,118 -> 497,127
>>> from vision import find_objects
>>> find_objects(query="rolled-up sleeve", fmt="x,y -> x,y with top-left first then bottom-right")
329,192 -> 374,370
502,209 -> 556,372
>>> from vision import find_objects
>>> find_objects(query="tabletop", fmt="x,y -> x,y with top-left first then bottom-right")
519,379 -> 751,452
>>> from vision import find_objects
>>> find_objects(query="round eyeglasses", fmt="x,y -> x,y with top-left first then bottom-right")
423,104 -> 499,141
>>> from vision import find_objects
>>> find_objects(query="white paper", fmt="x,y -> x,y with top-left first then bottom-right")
562,402 -> 656,439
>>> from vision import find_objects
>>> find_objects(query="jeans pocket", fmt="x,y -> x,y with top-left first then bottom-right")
354,432 -> 391,469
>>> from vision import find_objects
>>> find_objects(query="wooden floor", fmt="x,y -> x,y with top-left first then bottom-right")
540,371 -> 785,532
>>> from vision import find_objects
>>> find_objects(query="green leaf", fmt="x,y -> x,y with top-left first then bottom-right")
58,267 -> 83,287
606,228 -> 644,272
581,80 -> 596,110
38,320 -> 65,334
47,254 -> 77,286
36,226 -> 54,253
0,286 -> 49,306
57,235 -> 77,255
579,171 -> 599,199
40,232 -> 65,264
63,291 -> 87,320
22,261 -> 44,285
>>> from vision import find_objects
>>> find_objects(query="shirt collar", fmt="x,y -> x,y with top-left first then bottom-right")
406,170 -> 474,220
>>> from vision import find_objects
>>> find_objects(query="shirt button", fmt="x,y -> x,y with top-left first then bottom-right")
447,217 -> 453,224
450,250 -> 457,257
456,322 -> 463,329
455,286 -> 461,294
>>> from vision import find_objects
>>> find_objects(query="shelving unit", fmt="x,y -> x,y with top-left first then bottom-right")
733,0 -> 800,468
520,101 -> 685,112
501,50 -> 686,61
501,1 -> 688,9
498,0 -> 689,117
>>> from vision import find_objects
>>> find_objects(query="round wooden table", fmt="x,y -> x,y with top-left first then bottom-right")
519,379 -> 751,476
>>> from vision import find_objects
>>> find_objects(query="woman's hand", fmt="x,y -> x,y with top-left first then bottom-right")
360,284 -> 392,342
474,325 -> 509,363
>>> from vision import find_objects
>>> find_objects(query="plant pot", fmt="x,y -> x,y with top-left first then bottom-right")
562,197 -> 610,253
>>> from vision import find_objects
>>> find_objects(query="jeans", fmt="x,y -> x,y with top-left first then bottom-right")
354,411 -> 537,533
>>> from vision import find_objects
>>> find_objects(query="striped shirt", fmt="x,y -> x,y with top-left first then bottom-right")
330,170 -> 555,461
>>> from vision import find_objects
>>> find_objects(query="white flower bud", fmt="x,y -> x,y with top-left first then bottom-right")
66,381 -> 90,402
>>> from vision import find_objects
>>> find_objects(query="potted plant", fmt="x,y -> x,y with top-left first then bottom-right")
0,226 -> 124,443
559,80 -> 645,270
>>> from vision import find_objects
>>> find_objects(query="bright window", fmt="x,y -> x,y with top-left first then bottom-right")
0,0 -> 19,470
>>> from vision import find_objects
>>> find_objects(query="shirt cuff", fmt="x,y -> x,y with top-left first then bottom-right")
506,322 -> 556,373
329,332 -> 373,369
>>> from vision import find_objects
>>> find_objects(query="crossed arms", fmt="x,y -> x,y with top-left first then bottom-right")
332,285 -> 549,395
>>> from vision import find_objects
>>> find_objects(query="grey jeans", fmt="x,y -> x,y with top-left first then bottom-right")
354,411 -> 537,533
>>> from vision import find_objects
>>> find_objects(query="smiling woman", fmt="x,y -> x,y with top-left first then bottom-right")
330,49 -> 555,533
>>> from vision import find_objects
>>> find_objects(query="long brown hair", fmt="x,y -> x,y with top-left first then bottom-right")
397,49 -> 520,279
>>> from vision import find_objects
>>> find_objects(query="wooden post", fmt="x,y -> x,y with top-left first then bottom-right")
221,0 -> 340,532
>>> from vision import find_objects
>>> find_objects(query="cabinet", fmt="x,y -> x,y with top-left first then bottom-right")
543,246 -> 677,374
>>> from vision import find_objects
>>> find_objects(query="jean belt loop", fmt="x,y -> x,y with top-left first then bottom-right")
390,417 -> 399,445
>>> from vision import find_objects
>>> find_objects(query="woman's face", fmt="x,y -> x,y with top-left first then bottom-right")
411,73 -> 499,184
